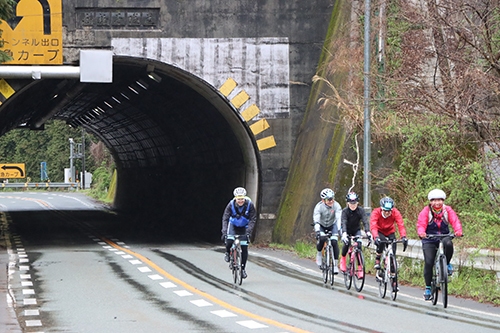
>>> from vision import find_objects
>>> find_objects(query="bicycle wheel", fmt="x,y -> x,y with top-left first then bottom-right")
344,252 -> 352,290
439,255 -> 448,308
389,254 -> 398,301
353,250 -> 365,292
236,247 -> 243,285
377,263 -> 387,298
322,247 -> 328,284
231,249 -> 238,284
432,263 -> 439,305
328,246 -> 334,286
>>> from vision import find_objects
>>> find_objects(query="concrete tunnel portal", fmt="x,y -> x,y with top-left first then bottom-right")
0,56 -> 261,242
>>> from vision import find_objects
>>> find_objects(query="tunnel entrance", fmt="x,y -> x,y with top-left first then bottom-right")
0,56 -> 261,242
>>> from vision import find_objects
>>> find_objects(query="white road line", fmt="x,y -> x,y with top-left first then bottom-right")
24,310 -> 40,316
211,310 -> 237,318
22,289 -> 35,295
19,266 -> 30,271
148,274 -> 163,280
20,274 -> 31,279
25,320 -> 42,327
191,299 -> 213,307
129,260 -> 142,265
237,320 -> 268,329
24,299 -> 37,305
160,282 -> 176,289
21,281 -> 33,287
173,290 -> 192,297
137,266 -> 152,273
122,255 -> 133,259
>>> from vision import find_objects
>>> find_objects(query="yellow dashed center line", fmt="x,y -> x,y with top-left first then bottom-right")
102,237 -> 312,333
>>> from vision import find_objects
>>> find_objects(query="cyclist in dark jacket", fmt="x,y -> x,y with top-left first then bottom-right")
340,192 -> 371,272
221,187 -> 256,279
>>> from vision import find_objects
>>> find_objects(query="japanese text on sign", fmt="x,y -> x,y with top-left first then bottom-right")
0,0 -> 62,65
0,163 -> 26,179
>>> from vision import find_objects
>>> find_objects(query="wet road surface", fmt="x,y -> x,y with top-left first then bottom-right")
1,192 -> 499,332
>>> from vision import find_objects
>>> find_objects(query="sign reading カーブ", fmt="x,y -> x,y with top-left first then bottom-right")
0,163 -> 26,178
0,0 -> 62,65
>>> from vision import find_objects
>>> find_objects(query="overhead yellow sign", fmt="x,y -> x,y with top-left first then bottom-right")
0,0 -> 62,64
0,163 -> 26,178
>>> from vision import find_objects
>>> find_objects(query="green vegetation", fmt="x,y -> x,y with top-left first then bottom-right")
0,0 -> 15,63
88,162 -> 115,203
0,120 -> 115,199
269,241 -> 500,305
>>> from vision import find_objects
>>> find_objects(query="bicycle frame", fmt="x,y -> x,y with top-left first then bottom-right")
427,233 -> 456,308
344,235 -> 369,292
376,239 -> 403,300
321,231 -> 335,286
229,235 -> 243,285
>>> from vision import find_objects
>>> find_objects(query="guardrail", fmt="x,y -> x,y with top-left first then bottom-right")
363,238 -> 500,280
1,182 -> 81,189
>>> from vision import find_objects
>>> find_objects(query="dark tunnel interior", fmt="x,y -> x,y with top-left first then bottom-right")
0,57 -> 261,243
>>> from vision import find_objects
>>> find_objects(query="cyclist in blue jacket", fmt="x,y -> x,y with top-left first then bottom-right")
221,187 -> 257,279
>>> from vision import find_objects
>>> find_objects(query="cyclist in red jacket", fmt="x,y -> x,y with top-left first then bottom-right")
371,197 -> 408,270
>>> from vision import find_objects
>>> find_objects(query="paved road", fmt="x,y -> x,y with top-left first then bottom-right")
0,192 -> 499,332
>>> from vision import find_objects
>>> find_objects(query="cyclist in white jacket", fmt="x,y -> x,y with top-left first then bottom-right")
313,188 -> 342,273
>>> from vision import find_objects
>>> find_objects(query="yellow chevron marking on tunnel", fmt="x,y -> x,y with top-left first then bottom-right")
219,77 -> 237,97
219,78 -> 276,151
257,136 -> 276,151
241,104 -> 260,121
250,119 -> 270,135
230,90 -> 249,109
0,79 -> 15,99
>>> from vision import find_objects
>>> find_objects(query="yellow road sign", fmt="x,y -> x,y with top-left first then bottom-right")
0,0 -> 62,65
0,163 -> 26,178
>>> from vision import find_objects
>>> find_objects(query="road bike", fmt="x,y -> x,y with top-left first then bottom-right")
376,239 -> 404,300
320,231 -> 336,286
343,235 -> 370,292
229,235 -> 244,285
427,233 -> 457,308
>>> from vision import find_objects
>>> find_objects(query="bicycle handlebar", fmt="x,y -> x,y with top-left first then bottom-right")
378,239 -> 405,244
425,233 -> 458,240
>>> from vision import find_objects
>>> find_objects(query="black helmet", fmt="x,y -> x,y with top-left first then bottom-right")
346,192 -> 359,203
380,197 -> 395,210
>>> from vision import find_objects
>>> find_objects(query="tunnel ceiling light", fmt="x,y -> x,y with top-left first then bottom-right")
128,85 -> 139,95
120,92 -> 130,100
136,80 -> 149,90
103,101 -> 113,108
111,96 -> 121,104
147,72 -> 162,83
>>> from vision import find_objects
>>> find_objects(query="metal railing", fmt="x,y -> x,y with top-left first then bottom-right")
1,182 -> 81,189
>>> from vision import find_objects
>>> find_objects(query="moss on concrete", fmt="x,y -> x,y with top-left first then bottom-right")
273,0 -> 352,244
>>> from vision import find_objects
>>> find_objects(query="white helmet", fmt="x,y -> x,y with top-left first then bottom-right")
320,188 -> 334,200
233,187 -> 247,197
428,189 -> 446,201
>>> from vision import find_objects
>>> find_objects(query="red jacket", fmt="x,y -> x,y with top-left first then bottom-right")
370,207 -> 406,238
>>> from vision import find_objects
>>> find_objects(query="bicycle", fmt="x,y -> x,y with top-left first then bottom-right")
228,235 -> 244,285
320,231 -> 336,286
427,233 -> 457,308
343,235 -> 370,292
376,239 -> 404,300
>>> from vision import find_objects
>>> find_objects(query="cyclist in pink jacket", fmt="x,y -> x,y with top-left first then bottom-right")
417,189 -> 463,300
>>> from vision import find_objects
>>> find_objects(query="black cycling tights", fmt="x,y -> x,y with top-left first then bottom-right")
317,238 -> 339,260
226,241 -> 249,269
422,238 -> 454,286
